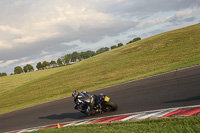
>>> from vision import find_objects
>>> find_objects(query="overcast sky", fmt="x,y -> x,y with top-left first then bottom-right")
0,0 -> 200,74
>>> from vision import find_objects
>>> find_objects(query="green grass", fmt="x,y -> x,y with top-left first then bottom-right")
0,67 -> 67,94
0,24 -> 200,114
31,115 -> 200,133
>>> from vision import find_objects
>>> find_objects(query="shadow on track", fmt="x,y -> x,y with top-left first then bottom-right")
39,112 -> 86,120
164,96 -> 200,103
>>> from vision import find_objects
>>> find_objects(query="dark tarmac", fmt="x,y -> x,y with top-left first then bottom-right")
1,65 -> 200,133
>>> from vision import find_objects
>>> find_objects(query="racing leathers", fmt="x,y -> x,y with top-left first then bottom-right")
73,91 -> 96,114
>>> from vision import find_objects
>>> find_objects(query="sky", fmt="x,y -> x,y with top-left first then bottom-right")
0,0 -> 200,75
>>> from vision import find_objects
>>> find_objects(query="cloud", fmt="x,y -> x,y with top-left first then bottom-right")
0,1 -> 135,61
0,41 -> 13,49
0,25 -> 22,35
90,0 -> 200,19
18,53 -> 64,67
0,42 -> 79,61
0,59 -> 19,68
168,9 -> 198,25
136,8 -> 199,29
0,0 -> 200,74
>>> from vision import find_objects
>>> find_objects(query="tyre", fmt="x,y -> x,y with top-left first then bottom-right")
102,101 -> 118,111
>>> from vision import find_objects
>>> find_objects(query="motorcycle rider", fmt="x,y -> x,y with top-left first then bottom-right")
72,90 -> 96,115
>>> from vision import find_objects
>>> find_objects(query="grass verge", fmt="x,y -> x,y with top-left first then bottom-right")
31,115 -> 200,133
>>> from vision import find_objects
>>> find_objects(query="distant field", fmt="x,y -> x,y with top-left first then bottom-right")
0,24 -> 200,114
32,115 -> 200,133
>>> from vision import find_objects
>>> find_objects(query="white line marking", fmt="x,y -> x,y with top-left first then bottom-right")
137,112 -> 163,119
6,105 -> 200,133
121,114 -> 138,121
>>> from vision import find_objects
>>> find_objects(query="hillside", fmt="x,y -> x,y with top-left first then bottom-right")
0,24 -> 200,114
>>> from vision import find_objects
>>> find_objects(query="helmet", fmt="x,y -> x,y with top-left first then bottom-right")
72,90 -> 79,98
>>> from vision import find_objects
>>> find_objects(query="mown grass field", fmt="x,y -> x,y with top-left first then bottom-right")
0,24 -> 200,114
0,67 -> 67,94
31,115 -> 200,133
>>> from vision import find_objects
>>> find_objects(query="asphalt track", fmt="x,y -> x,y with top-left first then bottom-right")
1,65 -> 200,133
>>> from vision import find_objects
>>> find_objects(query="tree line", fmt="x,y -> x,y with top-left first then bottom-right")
35,46 -> 121,70
0,73 -> 7,77
1,37 -> 141,76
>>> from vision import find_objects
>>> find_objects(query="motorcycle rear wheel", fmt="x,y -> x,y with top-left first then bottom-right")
102,101 -> 118,111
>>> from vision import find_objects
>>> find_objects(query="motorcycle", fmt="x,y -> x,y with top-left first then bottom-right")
75,93 -> 118,115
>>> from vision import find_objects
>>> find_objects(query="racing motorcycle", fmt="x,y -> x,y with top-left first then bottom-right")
75,93 -> 118,115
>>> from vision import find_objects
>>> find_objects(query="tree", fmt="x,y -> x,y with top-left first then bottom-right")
96,47 -> 109,55
36,62 -> 44,70
23,64 -> 34,72
67,54 -> 72,62
0,72 -> 7,77
2,73 -> 7,76
132,37 -> 141,42
86,50 -> 96,57
81,50 -> 96,59
42,61 -> 50,67
117,43 -> 124,47
23,66 -> 28,73
127,37 -> 141,44
61,55 -> 71,65
77,52 -> 81,61
50,60 -> 56,65
57,58 -> 63,66
104,47 -> 109,52
14,66 -> 23,74
28,64 -> 34,72
71,51 -> 80,62
110,45 -> 118,50
80,52 -> 86,59
50,60 -> 57,67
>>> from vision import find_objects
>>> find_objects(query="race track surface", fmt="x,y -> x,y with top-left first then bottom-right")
1,65 -> 200,133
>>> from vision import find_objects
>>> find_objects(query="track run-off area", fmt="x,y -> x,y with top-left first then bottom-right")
1,65 -> 200,133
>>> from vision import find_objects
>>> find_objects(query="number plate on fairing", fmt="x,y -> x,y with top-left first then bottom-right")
104,96 -> 110,102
